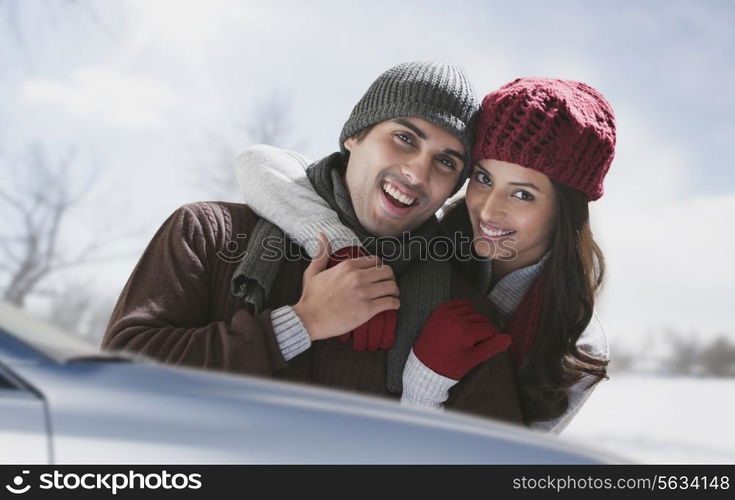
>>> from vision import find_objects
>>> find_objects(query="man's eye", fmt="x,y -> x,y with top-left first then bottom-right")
473,171 -> 491,185
513,190 -> 535,201
395,133 -> 415,146
437,156 -> 456,170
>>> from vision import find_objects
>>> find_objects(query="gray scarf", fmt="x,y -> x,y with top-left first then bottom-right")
232,152 -> 451,393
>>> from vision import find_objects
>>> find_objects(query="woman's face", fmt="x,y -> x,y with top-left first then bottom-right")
465,159 -> 557,272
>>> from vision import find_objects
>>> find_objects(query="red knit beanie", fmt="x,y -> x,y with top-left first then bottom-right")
473,78 -> 616,201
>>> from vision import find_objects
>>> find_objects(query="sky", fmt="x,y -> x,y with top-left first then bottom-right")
1,0 -> 734,353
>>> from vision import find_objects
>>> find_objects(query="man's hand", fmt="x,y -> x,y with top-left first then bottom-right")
292,233 -> 400,341
327,245 -> 398,351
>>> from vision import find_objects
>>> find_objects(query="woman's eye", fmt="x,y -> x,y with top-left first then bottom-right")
473,171 -> 491,185
513,190 -> 535,201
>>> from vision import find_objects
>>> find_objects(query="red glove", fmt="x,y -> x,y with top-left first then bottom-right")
328,246 -> 397,351
327,245 -> 368,268
413,300 -> 511,380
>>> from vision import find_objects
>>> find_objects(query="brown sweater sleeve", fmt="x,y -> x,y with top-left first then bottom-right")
443,271 -> 526,426
101,202 -> 287,376
446,352 -> 525,425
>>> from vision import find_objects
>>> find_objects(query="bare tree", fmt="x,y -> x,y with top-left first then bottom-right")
699,336 -> 735,377
188,133 -> 245,202
46,279 -> 116,342
665,330 -> 701,376
242,92 -> 301,146
47,280 -> 93,335
189,92 -> 304,201
0,142 -> 125,307
0,0 -> 112,73
608,346 -> 636,374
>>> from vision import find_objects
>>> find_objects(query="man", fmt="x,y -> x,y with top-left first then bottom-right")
102,62 -> 522,423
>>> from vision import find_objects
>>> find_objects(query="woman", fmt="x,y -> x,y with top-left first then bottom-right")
234,77 -> 615,433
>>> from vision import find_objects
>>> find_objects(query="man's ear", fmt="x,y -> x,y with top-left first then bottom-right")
344,136 -> 355,152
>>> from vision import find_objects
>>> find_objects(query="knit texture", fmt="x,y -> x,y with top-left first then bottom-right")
476,252 -> 550,327
234,145 -> 360,257
270,305 -> 311,361
339,61 -> 480,184
231,217 -> 288,314
475,254 -> 548,369
505,270 -> 547,369
101,200 -> 524,425
401,350 -> 457,409
473,78 -> 616,201
305,152 -> 452,393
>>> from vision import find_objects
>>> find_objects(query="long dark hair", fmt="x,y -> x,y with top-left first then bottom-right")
442,181 -> 609,423
519,180 -> 608,423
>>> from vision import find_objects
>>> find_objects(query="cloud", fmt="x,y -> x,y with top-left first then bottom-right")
601,105 -> 692,209
592,106 -> 735,342
21,68 -> 175,128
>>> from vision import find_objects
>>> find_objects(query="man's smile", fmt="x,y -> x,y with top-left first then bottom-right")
381,180 -> 418,208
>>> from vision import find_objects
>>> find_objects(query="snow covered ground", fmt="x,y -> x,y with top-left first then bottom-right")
559,375 -> 735,464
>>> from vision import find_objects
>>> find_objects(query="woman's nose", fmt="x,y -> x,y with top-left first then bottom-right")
480,190 -> 507,221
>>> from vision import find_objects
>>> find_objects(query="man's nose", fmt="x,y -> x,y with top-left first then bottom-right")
400,153 -> 432,187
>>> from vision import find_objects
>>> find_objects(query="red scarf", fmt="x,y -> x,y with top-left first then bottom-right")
505,271 -> 548,370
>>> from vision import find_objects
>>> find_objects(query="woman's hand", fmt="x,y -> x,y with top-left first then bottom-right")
413,300 -> 511,380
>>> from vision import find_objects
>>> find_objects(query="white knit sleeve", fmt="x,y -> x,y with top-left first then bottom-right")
400,350 -> 458,410
270,306 -> 312,361
234,145 -> 359,257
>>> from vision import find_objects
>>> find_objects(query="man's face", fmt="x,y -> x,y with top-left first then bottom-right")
343,117 -> 465,237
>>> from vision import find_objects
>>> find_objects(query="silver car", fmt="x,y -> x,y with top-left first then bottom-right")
0,301 -> 617,464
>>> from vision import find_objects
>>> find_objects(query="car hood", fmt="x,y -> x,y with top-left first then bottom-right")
8,357 -> 620,464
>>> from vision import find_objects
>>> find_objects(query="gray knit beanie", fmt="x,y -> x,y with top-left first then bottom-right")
339,61 -> 479,188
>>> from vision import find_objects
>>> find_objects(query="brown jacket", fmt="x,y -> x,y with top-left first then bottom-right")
102,201 -> 523,424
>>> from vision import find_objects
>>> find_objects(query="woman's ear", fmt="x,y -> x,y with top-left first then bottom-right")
344,136 -> 355,152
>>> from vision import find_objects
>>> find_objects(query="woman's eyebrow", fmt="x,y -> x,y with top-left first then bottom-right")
473,166 -> 541,191
474,164 -> 491,175
510,181 -> 541,192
